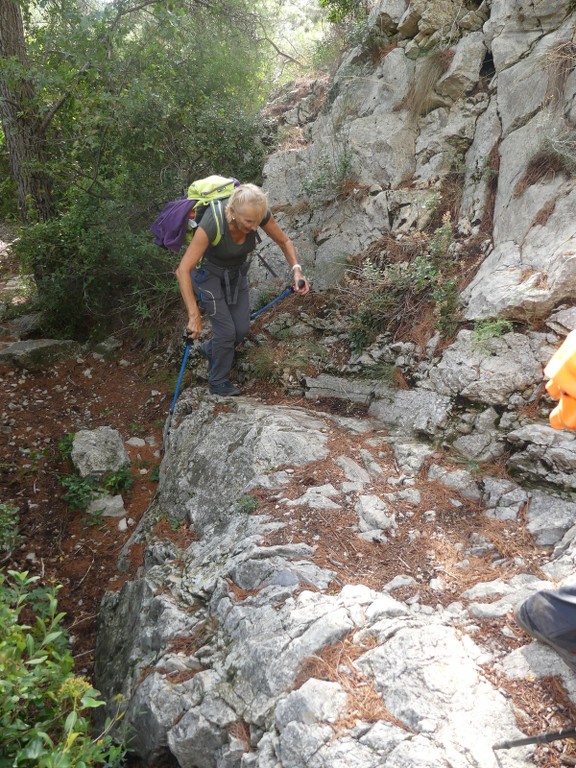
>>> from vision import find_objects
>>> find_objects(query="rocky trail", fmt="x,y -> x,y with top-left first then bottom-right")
3,234 -> 576,767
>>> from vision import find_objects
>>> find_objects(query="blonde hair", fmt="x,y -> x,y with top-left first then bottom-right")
226,183 -> 268,223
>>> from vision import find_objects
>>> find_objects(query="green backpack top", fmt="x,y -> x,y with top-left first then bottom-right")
186,175 -> 240,246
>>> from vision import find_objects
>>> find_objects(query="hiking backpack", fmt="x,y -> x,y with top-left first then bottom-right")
151,174 -> 239,252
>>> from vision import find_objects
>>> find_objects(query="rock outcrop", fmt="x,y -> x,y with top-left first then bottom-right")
97,389 -> 554,767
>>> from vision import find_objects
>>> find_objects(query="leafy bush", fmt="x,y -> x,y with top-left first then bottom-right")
60,475 -> 99,511
104,466 -> 134,495
14,199 -> 176,341
0,502 -> 22,557
60,468 -> 133,509
319,0 -> 370,23
0,570 -> 126,767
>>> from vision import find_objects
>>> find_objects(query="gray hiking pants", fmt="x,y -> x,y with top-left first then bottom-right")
524,586 -> 576,651
192,261 -> 250,386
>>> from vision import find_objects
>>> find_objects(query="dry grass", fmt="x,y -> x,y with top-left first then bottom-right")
532,199 -> 557,228
396,49 -> 455,117
479,143 -> 500,233
542,40 -> 576,109
294,636 -> 413,732
271,200 -> 310,216
372,41 -> 399,65
277,126 -> 308,151
514,149 -> 575,197
228,720 -> 251,752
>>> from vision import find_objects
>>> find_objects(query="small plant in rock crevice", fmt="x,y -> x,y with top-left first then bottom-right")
303,137 -> 355,205
345,212 -> 463,351
58,431 -> 75,462
237,495 -> 258,514
471,317 -> 515,351
57,431 -> 134,509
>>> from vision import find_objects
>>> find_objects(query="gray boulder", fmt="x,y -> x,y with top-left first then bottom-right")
0,338 -> 80,370
71,426 -> 130,480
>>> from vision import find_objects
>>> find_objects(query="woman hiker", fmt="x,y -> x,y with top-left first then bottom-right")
175,183 -> 309,396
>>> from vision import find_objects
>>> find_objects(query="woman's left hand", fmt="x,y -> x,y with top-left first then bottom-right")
293,270 -> 310,295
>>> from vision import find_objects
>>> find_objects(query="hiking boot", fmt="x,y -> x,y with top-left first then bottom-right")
209,380 -> 241,397
515,598 -> 576,672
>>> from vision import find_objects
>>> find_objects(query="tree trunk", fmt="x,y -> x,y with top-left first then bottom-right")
0,0 -> 55,222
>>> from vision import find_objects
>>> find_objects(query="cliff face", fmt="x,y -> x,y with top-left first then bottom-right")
257,0 -> 576,324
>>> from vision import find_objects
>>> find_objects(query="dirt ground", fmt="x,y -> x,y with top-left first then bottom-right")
3,238 -> 576,766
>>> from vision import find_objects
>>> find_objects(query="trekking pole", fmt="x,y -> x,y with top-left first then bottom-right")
250,280 -> 306,321
162,337 -> 192,447
493,725 -> 576,750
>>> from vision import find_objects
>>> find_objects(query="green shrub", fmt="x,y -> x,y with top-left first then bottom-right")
0,502 -> 21,556
14,199 -> 176,341
346,212 -> 463,351
60,475 -> 99,511
103,466 -> 133,495
237,495 -> 258,514
58,433 -> 75,463
253,289 -> 276,313
432,275 -> 461,337
0,131 -> 18,219
349,287 -> 397,353
58,433 -> 133,509
60,466 -> 133,509
0,570 -> 126,766
472,318 -> 514,350
319,0 -> 369,23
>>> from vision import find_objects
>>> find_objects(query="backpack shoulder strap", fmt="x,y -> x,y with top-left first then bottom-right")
210,198 -> 226,246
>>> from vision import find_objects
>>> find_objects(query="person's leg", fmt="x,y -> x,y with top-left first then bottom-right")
515,586 -> 576,670
193,269 -> 236,387
227,270 -> 251,346
208,271 -> 250,393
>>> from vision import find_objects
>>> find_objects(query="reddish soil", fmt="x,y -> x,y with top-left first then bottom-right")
0,343 -> 167,675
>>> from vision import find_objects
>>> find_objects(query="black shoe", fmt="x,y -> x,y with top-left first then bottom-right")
515,600 -> 576,672
209,380 -> 241,397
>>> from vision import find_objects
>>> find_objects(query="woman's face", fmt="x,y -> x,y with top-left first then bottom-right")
233,206 -> 261,234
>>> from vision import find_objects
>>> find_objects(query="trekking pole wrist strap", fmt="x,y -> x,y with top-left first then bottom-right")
291,263 -> 302,272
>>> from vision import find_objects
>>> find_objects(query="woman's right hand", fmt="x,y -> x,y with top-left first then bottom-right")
186,314 -> 202,340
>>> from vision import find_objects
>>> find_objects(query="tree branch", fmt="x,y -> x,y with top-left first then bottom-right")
255,18 -> 305,68
0,95 -> 21,110
38,62 -> 91,136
